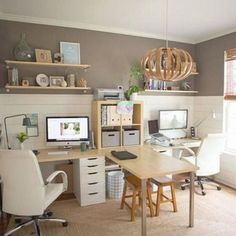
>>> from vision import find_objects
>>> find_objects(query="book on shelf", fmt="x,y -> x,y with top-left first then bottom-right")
101,105 -> 122,126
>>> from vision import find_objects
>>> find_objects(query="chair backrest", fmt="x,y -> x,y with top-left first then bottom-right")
196,133 -> 225,176
0,150 -> 45,216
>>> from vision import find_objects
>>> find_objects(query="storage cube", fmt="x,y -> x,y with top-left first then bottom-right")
102,130 -> 120,147
123,129 -> 140,146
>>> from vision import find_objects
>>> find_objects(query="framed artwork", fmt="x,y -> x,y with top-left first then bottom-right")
35,49 -> 52,63
49,76 -> 65,87
60,42 -> 80,64
26,113 -> 39,137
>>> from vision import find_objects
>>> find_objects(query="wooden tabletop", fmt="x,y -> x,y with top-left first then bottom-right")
104,146 -> 198,179
37,145 -> 197,179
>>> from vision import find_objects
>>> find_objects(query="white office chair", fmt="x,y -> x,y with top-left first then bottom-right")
179,134 -> 225,196
0,150 -> 68,236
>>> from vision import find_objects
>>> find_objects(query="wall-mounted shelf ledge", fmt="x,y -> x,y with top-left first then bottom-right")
139,89 -> 198,96
5,60 -> 90,69
5,85 -> 92,94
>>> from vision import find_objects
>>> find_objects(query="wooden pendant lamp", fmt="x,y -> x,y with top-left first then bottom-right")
141,0 -> 193,82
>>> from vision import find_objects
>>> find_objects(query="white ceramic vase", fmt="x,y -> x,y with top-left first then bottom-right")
130,92 -> 138,101
20,143 -> 24,150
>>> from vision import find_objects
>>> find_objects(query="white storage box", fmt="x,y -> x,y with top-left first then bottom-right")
123,129 -> 140,146
107,171 -> 124,199
102,130 -> 120,147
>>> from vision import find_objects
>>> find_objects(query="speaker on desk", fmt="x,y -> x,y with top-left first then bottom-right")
190,126 -> 195,138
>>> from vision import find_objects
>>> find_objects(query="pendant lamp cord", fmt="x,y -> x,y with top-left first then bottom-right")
165,0 -> 169,48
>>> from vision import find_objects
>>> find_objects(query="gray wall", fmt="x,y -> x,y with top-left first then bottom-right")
195,32 -> 236,96
0,20 -> 196,93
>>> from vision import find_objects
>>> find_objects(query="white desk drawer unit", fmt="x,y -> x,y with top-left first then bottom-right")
73,156 -> 105,206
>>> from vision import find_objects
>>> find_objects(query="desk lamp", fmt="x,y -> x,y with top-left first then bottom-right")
190,111 -> 216,139
4,114 -> 31,149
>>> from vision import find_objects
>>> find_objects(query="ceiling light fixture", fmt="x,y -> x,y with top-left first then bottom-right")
141,0 -> 193,82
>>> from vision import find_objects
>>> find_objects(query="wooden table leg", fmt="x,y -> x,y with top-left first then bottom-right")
189,171 -> 194,227
141,179 -> 147,236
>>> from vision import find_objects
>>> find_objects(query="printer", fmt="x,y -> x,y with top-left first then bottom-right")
94,88 -> 124,100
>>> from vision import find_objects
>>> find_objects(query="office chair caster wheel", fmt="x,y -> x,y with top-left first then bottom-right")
46,211 -> 53,217
181,186 -> 185,190
62,221 -> 68,227
15,218 -> 22,224
201,191 -> 206,196
217,186 -> 221,191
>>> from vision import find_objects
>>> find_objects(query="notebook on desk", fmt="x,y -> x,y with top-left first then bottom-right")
111,151 -> 137,160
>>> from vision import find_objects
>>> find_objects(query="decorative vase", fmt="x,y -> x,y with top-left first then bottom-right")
13,33 -> 34,61
130,92 -> 138,101
20,143 -> 24,150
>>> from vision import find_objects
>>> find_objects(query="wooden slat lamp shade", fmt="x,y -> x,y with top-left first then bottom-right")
224,49 -> 236,100
141,47 -> 193,82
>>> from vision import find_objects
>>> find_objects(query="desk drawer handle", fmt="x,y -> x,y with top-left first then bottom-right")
88,192 -> 98,195
88,182 -> 98,185
87,165 -> 98,168
88,158 -> 97,160
88,172 -> 98,175
108,134 -> 115,137
129,133 -> 135,135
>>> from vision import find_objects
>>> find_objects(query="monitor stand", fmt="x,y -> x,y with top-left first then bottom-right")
63,145 -> 73,150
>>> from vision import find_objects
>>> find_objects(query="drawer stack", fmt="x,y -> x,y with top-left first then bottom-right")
73,156 -> 105,206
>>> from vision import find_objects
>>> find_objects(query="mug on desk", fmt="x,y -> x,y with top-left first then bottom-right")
80,142 -> 88,152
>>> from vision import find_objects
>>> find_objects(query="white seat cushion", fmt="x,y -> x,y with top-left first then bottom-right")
182,156 -> 220,177
44,183 -> 64,209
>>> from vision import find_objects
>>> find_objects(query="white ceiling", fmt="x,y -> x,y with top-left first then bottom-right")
0,0 -> 236,44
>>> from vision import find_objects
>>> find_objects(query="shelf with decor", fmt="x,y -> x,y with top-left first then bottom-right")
139,89 -> 198,96
4,59 -> 91,94
92,100 -> 143,149
5,60 -> 90,69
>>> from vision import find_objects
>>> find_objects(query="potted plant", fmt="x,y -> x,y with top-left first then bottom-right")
126,64 -> 143,100
16,132 -> 28,149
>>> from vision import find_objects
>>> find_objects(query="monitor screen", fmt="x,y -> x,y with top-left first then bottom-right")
46,116 -> 89,146
159,109 -> 188,130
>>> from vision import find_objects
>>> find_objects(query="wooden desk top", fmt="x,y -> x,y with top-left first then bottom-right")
37,148 -> 106,163
37,145 -> 198,179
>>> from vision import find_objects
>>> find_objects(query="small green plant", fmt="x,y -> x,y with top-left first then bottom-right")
16,132 -> 28,143
126,64 -> 143,100
126,85 -> 141,99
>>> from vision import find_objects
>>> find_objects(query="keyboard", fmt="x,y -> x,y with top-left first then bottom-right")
48,151 -> 68,155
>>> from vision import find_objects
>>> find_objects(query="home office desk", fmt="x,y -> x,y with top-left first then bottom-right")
37,145 -> 198,236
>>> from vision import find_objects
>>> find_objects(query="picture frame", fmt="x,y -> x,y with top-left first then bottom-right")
60,42 -> 80,64
35,49 -> 52,63
49,76 -> 65,87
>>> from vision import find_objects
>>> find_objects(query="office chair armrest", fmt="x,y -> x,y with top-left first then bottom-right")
46,171 -> 68,191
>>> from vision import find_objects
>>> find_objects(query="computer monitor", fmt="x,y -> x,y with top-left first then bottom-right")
159,109 -> 188,130
46,116 -> 89,148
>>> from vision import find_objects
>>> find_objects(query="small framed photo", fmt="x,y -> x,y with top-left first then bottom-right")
54,52 -> 64,63
35,49 -> 52,63
60,42 -> 80,64
49,76 -> 65,87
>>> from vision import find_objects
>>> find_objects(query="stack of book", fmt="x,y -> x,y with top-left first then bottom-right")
146,79 -> 167,90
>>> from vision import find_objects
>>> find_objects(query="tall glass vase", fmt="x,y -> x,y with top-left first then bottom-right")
13,33 -> 34,61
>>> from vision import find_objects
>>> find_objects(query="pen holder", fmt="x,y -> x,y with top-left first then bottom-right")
80,142 -> 87,152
